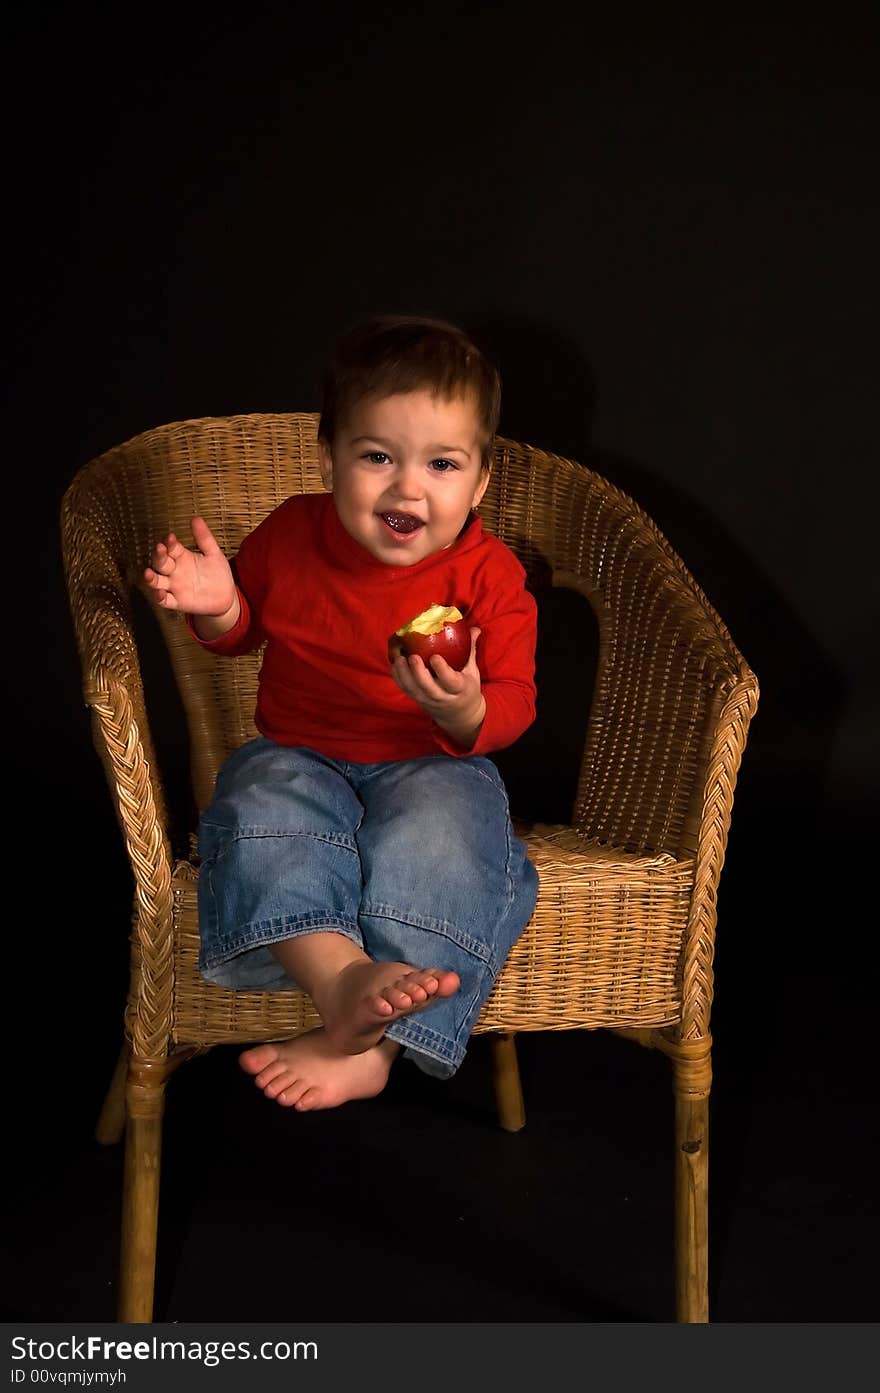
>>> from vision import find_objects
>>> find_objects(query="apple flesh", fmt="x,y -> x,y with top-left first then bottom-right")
388,603 -> 471,671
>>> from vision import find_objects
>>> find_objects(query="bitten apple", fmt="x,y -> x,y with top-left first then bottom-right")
388,603 -> 471,671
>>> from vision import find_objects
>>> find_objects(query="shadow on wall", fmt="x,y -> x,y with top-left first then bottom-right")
467,310 -> 847,888
466,312 -> 850,1305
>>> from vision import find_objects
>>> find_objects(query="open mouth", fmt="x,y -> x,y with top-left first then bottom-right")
380,511 -> 425,535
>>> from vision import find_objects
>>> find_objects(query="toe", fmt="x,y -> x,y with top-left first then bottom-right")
382,985 -> 414,1009
295,1086 -> 324,1111
368,995 -> 396,1016
255,1060 -> 289,1089
398,978 -> 429,1002
240,1044 -> 277,1074
406,970 -> 439,995
277,1080 -> 310,1107
264,1073 -> 295,1099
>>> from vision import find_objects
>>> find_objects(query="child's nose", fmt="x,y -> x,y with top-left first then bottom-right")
390,462 -> 425,500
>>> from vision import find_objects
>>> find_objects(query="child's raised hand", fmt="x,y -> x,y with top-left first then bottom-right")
143,516 -> 237,616
390,626 -> 487,747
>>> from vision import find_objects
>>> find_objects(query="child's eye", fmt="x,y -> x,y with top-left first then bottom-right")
430,458 -> 458,473
364,451 -> 390,464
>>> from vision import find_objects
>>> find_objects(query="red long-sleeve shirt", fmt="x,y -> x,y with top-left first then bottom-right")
189,492 -> 537,762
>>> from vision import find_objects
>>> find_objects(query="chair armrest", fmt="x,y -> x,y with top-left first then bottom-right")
62,495 -> 175,1057
679,673 -> 758,1038
551,567 -> 758,1040
551,566 -> 756,857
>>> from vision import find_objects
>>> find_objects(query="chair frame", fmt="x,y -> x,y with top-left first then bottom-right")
61,413 -> 758,1322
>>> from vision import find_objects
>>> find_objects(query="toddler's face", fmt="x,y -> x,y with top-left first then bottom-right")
319,389 -> 490,566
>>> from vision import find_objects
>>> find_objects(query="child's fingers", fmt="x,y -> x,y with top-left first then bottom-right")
164,532 -> 192,560
389,654 -> 416,696
464,627 -> 482,672
427,655 -> 464,694
149,537 -> 184,573
407,654 -> 447,695
191,515 -> 222,556
142,569 -> 180,608
391,654 -> 437,701
391,652 -> 475,707
142,568 -> 176,602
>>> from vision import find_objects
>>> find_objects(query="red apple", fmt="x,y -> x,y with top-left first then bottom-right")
388,603 -> 471,671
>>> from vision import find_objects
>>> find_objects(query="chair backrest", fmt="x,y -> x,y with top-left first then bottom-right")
61,413 -> 756,860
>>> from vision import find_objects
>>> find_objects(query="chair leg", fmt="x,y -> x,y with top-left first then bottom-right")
95,1039 -> 130,1145
490,1031 -> 526,1132
115,1047 -> 205,1321
670,1045 -> 711,1323
117,1057 -> 169,1323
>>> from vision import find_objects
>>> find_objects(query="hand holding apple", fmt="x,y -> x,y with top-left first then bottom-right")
389,604 -> 486,749
387,603 -> 471,671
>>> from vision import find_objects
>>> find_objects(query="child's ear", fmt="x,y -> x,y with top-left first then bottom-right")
318,438 -> 334,491
472,465 -> 491,510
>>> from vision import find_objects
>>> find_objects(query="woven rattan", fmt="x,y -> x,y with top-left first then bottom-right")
61,412 -> 758,1323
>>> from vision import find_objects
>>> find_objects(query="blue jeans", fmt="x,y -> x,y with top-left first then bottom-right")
197,739 -> 539,1077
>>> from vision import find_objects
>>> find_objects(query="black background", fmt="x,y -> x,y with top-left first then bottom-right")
6,2 -> 878,1322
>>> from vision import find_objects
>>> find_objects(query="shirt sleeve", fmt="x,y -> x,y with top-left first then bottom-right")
431,546 -> 538,758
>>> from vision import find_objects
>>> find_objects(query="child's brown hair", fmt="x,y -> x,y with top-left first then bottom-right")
318,315 -> 501,467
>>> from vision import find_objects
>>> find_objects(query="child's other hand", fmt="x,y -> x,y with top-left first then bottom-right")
143,516 -> 238,617
391,626 -> 487,747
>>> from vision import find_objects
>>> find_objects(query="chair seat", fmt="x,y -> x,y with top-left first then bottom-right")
169,823 -> 694,1047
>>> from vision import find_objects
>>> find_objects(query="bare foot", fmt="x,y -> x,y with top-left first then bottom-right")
315,961 -> 460,1053
239,1030 -> 398,1110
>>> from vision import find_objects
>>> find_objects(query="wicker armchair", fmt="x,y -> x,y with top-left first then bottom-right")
60,413 -> 758,1324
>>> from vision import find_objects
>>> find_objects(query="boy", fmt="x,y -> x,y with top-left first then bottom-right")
144,315 -> 539,1110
